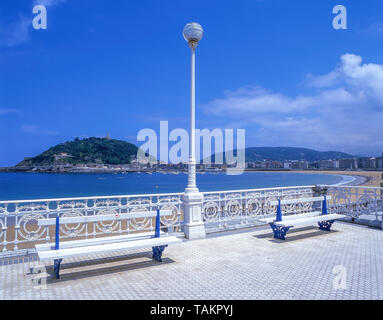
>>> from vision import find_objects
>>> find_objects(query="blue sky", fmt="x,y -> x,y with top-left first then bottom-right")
1,0 -> 383,166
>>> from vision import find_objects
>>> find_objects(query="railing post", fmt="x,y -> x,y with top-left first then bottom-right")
312,185 -> 328,213
322,195 -> 328,215
55,214 -> 60,250
155,207 -> 161,238
181,192 -> 206,240
276,199 -> 282,222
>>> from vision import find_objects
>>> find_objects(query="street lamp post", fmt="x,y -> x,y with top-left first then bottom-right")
181,22 -> 206,239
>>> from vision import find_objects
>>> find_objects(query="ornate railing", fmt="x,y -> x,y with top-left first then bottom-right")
0,193 -> 183,252
202,186 -> 316,232
2,185 -> 382,253
324,185 -> 383,225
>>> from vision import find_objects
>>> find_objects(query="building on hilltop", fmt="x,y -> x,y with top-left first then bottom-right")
54,152 -> 72,162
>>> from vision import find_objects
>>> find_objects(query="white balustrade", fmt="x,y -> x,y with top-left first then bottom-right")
0,192 -> 183,252
1,185 -> 382,252
201,186 -> 316,232
324,185 -> 383,225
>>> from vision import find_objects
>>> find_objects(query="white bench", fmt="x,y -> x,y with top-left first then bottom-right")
258,196 -> 346,240
35,209 -> 182,279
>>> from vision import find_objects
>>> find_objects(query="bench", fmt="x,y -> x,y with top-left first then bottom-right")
259,196 -> 346,240
35,209 -> 183,279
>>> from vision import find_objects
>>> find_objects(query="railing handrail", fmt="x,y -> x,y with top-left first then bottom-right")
1,184 -> 381,205
201,185 -> 316,195
0,192 -> 184,204
0,185 -> 317,205
321,185 -> 383,190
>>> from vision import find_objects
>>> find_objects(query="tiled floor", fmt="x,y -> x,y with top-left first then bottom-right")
1,222 -> 382,300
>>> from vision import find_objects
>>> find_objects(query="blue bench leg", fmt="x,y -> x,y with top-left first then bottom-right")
152,245 -> 168,262
269,223 -> 291,240
318,220 -> 335,231
53,259 -> 62,279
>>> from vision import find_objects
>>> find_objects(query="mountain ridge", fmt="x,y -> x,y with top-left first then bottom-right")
210,147 -> 355,163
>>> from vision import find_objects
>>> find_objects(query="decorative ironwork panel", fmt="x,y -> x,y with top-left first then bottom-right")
0,192 -> 183,252
326,186 -> 383,223
202,186 -> 315,232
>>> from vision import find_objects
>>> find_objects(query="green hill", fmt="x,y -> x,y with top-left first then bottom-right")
210,147 -> 354,163
17,137 -> 139,166
245,147 -> 354,162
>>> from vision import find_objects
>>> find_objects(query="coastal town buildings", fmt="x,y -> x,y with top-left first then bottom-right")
6,153 -> 383,173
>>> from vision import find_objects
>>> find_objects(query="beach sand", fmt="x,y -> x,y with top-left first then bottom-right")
292,170 -> 383,187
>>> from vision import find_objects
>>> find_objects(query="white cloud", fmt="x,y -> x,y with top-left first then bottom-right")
202,54 -> 383,155
21,124 -> 58,136
365,21 -> 383,34
33,0 -> 66,7
205,86 -> 316,115
306,70 -> 341,88
0,16 -> 31,47
0,0 -> 67,47
0,109 -> 20,115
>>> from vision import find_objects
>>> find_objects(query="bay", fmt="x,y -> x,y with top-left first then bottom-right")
0,171 -> 350,201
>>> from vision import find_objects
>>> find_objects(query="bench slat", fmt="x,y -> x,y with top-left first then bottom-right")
37,236 -> 182,261
269,196 -> 332,206
38,209 -> 173,226
258,211 -> 322,224
273,214 -> 346,228
35,231 -> 170,252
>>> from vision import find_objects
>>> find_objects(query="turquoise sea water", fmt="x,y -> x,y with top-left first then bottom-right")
0,172 -> 346,201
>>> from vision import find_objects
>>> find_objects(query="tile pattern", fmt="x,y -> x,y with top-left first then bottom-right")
0,222 -> 382,300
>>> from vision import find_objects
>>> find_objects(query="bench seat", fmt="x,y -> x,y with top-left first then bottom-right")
35,231 -> 169,251
37,235 -> 182,261
35,208 -> 183,279
258,211 -> 321,224
261,195 -> 344,240
273,213 -> 346,228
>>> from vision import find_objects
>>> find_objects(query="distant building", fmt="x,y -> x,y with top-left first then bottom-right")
338,158 -> 358,169
377,154 -> 383,169
283,162 -> 292,169
54,152 -> 72,161
291,161 -> 309,170
318,160 -> 335,169
357,157 -> 377,169
246,162 -> 256,169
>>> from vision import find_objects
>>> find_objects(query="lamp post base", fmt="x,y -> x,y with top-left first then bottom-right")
181,191 -> 206,240
182,222 -> 206,240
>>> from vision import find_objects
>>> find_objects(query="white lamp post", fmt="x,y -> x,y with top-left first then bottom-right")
183,22 -> 203,194
181,22 -> 206,239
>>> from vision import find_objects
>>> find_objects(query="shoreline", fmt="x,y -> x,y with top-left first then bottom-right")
290,170 -> 381,187
0,169 -> 380,187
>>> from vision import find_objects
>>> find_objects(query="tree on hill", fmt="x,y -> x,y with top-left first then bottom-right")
17,137 -> 139,166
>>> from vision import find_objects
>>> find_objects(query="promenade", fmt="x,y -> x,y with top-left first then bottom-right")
1,221 -> 382,300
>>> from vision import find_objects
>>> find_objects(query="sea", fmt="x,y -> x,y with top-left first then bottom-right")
0,171 -> 355,201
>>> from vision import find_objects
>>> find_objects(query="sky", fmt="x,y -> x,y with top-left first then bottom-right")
1,0 -> 383,166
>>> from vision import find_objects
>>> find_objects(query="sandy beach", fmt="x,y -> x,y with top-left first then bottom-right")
293,170 -> 383,187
